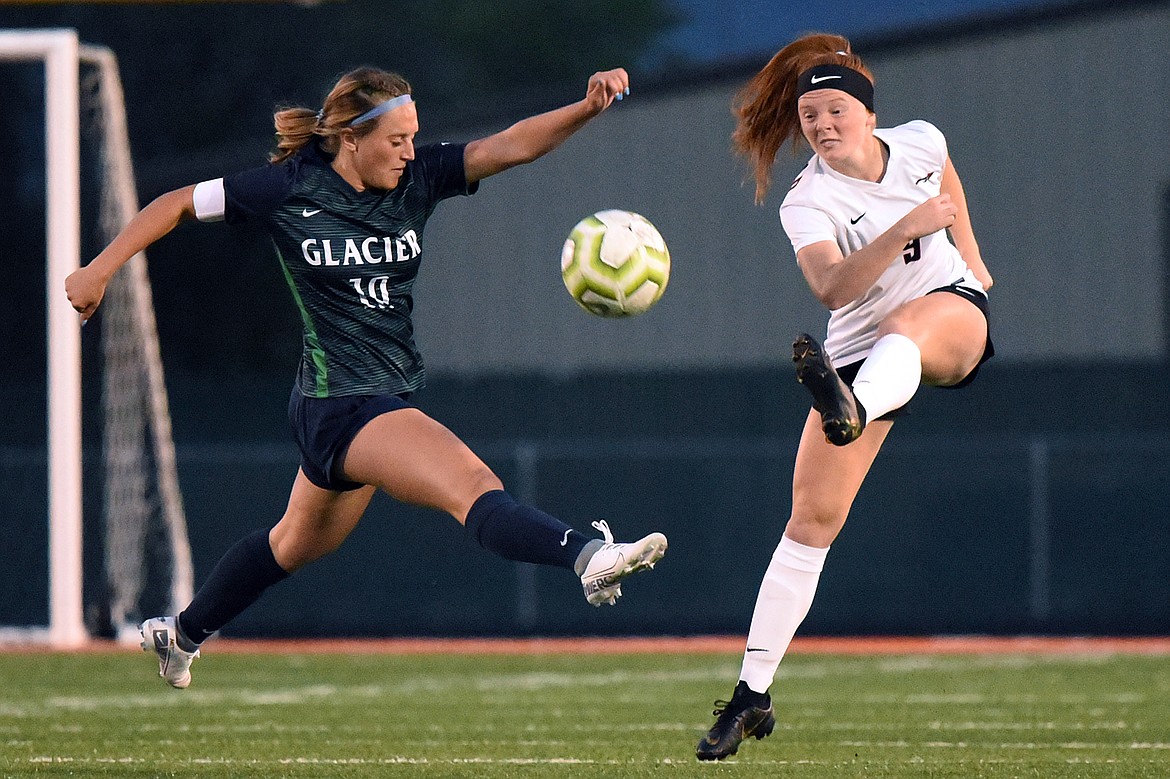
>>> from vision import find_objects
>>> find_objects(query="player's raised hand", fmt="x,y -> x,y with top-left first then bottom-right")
584,68 -> 630,115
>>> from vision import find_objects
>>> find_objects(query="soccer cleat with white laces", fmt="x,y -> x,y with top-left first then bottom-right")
139,616 -> 199,689
579,519 -> 668,606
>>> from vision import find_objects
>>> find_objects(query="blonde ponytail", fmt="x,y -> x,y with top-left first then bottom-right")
271,107 -> 321,164
269,66 -> 413,165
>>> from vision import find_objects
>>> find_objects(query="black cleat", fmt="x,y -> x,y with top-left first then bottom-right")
792,333 -> 865,446
696,681 -> 776,761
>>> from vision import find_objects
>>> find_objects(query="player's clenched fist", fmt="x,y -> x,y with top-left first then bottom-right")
65,265 -> 109,323
898,194 -> 957,241
584,68 -> 630,114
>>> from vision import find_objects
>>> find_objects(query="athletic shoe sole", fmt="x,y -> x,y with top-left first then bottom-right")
793,333 -> 863,446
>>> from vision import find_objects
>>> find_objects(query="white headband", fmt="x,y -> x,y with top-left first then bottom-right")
349,94 -> 413,126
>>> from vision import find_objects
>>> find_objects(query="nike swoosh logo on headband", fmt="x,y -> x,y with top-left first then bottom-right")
809,75 -> 842,84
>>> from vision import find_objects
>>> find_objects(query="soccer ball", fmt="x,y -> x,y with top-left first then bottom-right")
561,209 -> 670,317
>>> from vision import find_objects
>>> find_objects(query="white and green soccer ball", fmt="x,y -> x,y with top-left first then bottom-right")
561,209 -> 670,317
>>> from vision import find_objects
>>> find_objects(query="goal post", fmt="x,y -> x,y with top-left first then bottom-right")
0,28 -> 83,648
0,28 -> 193,648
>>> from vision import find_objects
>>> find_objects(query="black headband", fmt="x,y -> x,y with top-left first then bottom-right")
795,64 -> 874,112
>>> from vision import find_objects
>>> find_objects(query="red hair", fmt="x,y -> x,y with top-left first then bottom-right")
731,33 -> 874,203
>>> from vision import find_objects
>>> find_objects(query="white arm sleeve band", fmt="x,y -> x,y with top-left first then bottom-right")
192,178 -> 226,222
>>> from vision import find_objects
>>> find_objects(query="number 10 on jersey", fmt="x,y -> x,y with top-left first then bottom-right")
348,275 -> 394,310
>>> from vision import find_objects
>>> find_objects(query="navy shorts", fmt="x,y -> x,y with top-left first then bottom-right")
288,386 -> 413,491
835,282 -> 994,420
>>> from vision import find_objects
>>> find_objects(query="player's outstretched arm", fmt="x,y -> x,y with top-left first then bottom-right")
463,68 -> 629,183
65,185 -> 197,322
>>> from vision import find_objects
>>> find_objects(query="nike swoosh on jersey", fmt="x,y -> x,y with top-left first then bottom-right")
850,213 -> 866,224
302,208 -> 323,217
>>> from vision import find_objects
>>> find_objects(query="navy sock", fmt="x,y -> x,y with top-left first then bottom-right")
178,527 -> 290,646
465,490 -> 590,570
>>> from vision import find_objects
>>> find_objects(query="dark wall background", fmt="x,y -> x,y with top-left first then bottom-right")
5,362 -> 1170,637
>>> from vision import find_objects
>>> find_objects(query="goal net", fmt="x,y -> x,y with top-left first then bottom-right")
0,29 -> 193,647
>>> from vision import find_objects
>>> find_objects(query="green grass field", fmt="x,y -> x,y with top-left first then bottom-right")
1,648 -> 1168,778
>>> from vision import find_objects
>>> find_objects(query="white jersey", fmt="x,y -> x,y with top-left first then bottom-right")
779,120 -> 983,366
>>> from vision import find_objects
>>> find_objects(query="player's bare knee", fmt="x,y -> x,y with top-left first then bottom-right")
930,353 -> 981,388
270,522 -> 340,571
468,465 -> 503,497
443,466 -> 504,522
468,470 -> 503,502
785,508 -> 846,547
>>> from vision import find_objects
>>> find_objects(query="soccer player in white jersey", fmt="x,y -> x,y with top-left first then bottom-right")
696,33 -> 994,760
66,66 -> 667,690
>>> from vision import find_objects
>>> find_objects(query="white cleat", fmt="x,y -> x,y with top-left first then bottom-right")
139,616 -> 199,689
580,519 -> 668,606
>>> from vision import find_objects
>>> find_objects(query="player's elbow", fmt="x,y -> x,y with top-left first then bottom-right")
808,277 -> 854,311
823,294 -> 851,311
797,248 -> 853,309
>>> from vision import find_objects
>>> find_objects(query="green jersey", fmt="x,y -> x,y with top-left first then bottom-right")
195,141 -> 477,397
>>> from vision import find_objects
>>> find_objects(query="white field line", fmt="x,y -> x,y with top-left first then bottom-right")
4,656 -> 1158,726
8,671 -> 1153,718
22,653 -> 1115,715
872,654 -> 1114,673
20,750 -> 1170,768
837,740 -> 1170,750
865,692 -> 1146,704
20,665 -> 740,715
21,755 -> 833,766
818,721 -> 1143,732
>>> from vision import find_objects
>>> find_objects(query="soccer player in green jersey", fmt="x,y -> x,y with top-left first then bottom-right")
66,65 -> 667,689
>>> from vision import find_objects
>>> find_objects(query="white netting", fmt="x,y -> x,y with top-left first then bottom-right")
82,44 -> 193,641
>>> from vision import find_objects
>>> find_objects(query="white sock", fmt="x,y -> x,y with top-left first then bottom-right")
738,535 -> 829,694
850,333 -> 922,421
